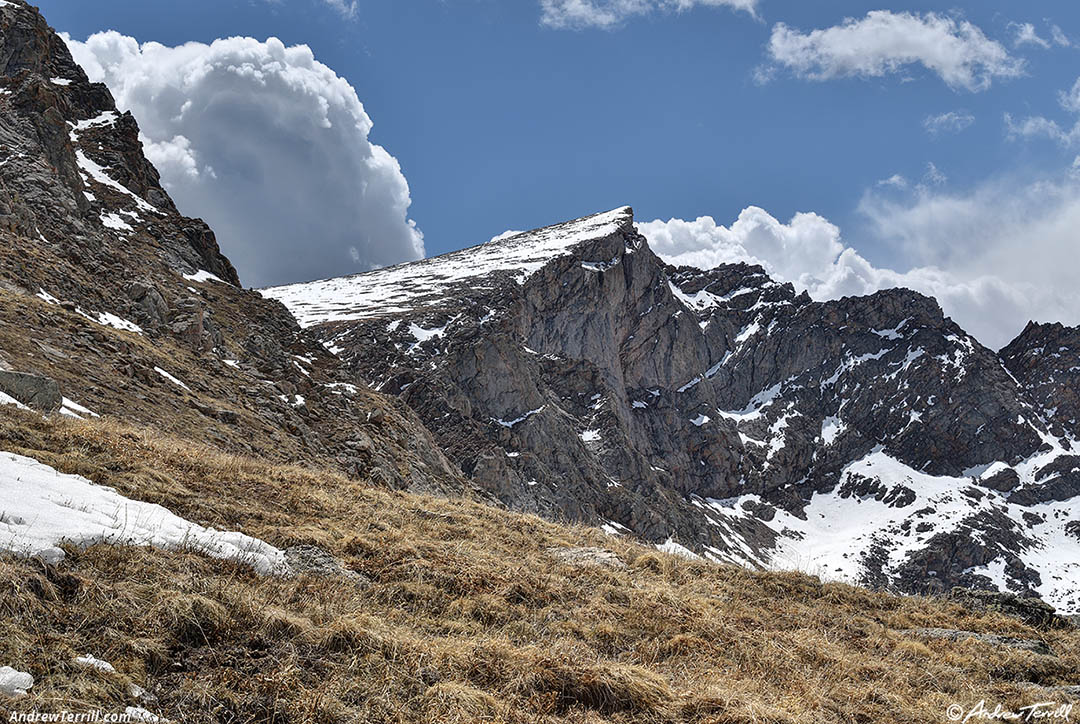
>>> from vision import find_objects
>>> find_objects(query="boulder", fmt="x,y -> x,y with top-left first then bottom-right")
546,546 -> 627,570
0,370 -> 61,411
947,587 -> 1066,630
904,627 -> 1053,656
284,545 -> 369,585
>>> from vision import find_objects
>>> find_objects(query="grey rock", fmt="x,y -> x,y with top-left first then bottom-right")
283,545 -> 369,585
947,587 -> 1066,630
129,280 -> 169,327
546,546 -> 627,570
0,370 -> 60,411
904,627 -> 1053,656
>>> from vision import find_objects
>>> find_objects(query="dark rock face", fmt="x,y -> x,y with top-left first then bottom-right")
0,370 -> 60,411
265,208 -> 1080,615
1002,322 -> 1080,439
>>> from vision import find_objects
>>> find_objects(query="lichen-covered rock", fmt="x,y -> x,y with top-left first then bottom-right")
904,628 -> 1053,656
284,545 -> 370,585
947,587 -> 1066,630
546,546 -> 627,570
0,370 -> 60,411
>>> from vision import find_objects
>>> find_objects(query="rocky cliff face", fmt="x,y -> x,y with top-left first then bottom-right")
265,208 -> 1080,614
0,0 -> 470,497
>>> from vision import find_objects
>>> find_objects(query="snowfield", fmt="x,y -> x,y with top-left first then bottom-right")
261,207 -> 632,326
0,452 -> 286,574
697,448 -> 1080,614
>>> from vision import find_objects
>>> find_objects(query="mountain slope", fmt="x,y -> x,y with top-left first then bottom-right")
264,208 -> 1080,613
0,0 -> 471,497
2,409 -> 1079,723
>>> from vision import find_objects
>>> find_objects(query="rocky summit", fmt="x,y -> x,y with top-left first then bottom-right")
264,206 -> 1080,614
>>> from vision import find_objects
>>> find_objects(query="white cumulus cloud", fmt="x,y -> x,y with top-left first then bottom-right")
640,170 -> 1080,349
540,0 -> 757,30
764,11 -> 1024,92
63,31 -> 424,287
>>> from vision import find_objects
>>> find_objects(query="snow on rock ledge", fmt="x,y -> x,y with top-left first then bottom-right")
261,207 -> 634,326
0,452 -> 286,574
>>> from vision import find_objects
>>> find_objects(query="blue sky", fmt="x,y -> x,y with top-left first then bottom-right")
43,0 -> 1080,347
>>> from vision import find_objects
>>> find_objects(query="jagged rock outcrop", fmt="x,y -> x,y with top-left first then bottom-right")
1002,321 -> 1080,442
265,208 -> 1080,614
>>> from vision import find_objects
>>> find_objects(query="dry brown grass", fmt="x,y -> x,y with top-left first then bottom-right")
1,408 -> 1078,723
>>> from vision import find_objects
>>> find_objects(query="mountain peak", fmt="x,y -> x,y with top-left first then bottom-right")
262,205 -> 635,326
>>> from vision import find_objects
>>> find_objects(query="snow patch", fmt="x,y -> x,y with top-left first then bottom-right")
154,367 -> 190,391
0,391 -> 29,411
0,451 -> 287,574
492,406 -> 545,428
60,398 -> 99,419
75,150 -> 159,215
0,666 -> 33,698
656,538 -> 702,560
821,416 -> 845,446
74,654 -> 116,673
183,269 -> 226,284
100,212 -> 133,232
719,383 -> 782,422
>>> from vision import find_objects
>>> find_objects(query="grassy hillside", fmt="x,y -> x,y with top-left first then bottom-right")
1,409 -> 1077,723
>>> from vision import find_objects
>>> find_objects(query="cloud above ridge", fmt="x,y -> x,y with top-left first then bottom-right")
64,31 -> 424,287
762,11 -> 1024,92
639,171 -> 1080,349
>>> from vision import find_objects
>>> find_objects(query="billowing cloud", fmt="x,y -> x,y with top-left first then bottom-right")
539,0 -> 757,30
763,11 -> 1024,92
640,172 -> 1080,349
923,110 -> 975,136
63,32 -> 424,287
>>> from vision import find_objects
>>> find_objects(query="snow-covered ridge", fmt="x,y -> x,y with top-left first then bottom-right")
0,451 -> 286,574
261,207 -> 633,327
